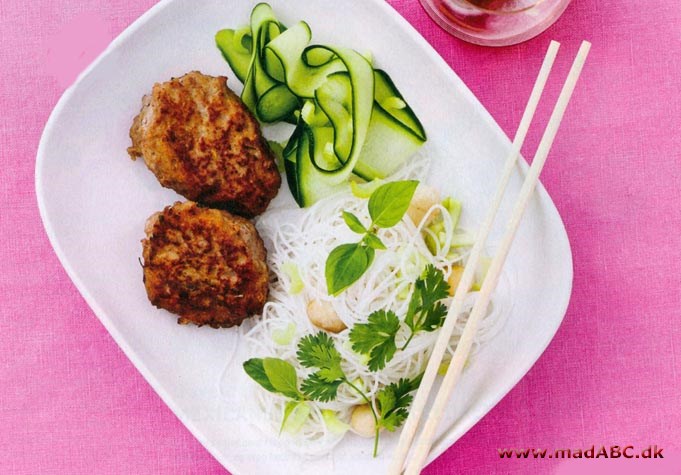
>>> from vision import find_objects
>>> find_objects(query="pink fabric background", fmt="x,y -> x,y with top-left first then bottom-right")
1,0 -> 680,474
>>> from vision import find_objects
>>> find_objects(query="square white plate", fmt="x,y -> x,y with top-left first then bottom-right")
36,0 -> 573,473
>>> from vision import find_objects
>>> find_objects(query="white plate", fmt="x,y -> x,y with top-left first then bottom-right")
35,0 -> 573,473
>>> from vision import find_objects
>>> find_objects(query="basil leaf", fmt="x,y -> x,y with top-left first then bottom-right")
363,233 -> 386,250
325,243 -> 374,296
368,180 -> 419,228
342,211 -> 367,234
262,357 -> 301,399
243,358 -> 277,393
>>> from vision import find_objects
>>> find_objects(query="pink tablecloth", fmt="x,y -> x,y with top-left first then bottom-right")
1,1 -> 680,474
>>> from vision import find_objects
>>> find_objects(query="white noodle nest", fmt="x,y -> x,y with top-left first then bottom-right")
235,158 -> 505,457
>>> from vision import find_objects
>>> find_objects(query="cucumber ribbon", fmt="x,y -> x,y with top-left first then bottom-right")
215,3 -> 427,206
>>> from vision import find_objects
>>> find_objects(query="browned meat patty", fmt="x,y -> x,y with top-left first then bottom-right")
141,201 -> 269,328
128,71 -> 281,218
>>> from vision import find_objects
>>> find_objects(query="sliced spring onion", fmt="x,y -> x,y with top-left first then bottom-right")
424,232 -> 438,255
343,340 -> 370,366
267,140 -> 286,173
438,355 -> 471,375
350,178 -> 385,199
442,197 -> 462,230
471,255 -> 493,291
322,410 -> 350,434
280,401 -> 311,435
281,261 -> 304,294
451,230 -> 476,248
397,284 -> 411,301
403,250 -> 428,279
272,322 -> 296,346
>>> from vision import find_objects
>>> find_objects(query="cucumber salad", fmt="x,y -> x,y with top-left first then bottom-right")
216,3 -> 426,206
215,3 -> 503,457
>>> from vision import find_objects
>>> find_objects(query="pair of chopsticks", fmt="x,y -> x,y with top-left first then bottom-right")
388,40 -> 591,475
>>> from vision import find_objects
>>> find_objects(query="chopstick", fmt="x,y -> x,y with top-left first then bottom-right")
387,40 -> 561,475
400,40 -> 591,475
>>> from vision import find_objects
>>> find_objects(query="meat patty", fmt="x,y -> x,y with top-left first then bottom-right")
142,201 -> 269,328
128,72 -> 281,218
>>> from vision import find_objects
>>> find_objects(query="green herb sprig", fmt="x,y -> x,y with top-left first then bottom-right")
376,374 -> 422,433
243,333 -> 377,444
243,331 -> 423,456
325,180 -> 419,296
402,263 -> 450,348
349,264 -> 450,370
347,309 -> 400,372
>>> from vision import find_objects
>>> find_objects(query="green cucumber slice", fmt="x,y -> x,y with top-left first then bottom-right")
349,70 -> 427,180
239,4 -> 298,122
256,84 -> 300,123
374,69 -> 426,142
265,22 -> 345,98
301,99 -> 330,127
215,3 -> 427,207
352,105 -> 424,180
215,28 -> 252,83
315,72 -> 355,161
295,126 -> 347,206
283,124 -> 302,203
309,126 -> 342,172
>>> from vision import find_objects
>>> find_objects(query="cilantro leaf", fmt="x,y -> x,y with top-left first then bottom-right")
349,310 -> 400,371
419,264 -> 450,311
296,332 -> 344,382
297,332 -> 346,402
421,301 -> 448,331
405,265 -> 450,333
301,372 -> 344,402
376,376 -> 422,432
380,404 -> 409,432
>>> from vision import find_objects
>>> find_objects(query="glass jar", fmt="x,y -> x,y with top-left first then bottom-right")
419,0 -> 572,46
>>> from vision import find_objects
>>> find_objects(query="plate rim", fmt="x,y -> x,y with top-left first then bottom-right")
35,0 -> 574,472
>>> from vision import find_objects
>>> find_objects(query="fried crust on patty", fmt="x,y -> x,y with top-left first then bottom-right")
142,201 -> 269,328
128,72 -> 280,218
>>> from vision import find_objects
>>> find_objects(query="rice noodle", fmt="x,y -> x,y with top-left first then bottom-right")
238,163 -> 505,456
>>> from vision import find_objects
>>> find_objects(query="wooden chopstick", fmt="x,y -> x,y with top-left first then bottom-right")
387,40 -> 561,475
402,40 -> 591,475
